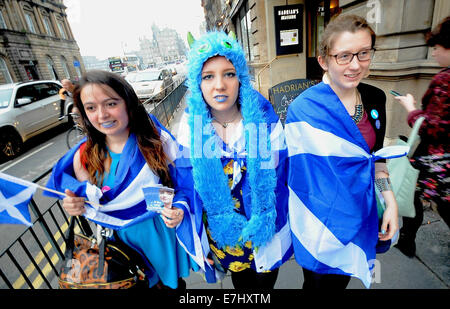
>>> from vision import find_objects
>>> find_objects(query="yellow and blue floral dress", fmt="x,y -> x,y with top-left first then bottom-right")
203,159 -> 259,273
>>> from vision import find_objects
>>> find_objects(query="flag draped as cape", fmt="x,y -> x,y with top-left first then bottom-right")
285,82 -> 408,288
45,114 -> 213,283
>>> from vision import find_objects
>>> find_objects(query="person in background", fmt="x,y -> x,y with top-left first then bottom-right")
46,70 -> 198,289
59,79 -> 76,120
286,14 -> 400,289
175,31 -> 292,288
394,16 -> 450,257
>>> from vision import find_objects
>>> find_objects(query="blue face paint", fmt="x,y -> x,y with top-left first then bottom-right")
375,119 -> 381,129
370,109 -> 379,119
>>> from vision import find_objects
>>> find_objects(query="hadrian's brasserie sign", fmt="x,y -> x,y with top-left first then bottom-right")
269,79 -> 318,124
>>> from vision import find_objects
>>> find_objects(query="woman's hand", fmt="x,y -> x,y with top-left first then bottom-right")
161,206 -> 184,228
62,189 -> 86,216
379,190 -> 399,241
394,94 -> 417,114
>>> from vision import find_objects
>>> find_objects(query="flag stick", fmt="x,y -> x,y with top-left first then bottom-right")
0,171 -> 102,208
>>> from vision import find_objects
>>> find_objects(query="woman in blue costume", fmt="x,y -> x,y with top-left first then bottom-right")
47,70 -> 197,289
175,31 -> 292,288
286,14 -> 401,289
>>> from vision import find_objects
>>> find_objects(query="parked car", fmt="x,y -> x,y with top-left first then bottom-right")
0,80 -> 73,159
126,69 -> 173,101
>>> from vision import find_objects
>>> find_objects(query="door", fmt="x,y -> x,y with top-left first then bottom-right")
14,84 -> 48,137
35,82 -> 62,127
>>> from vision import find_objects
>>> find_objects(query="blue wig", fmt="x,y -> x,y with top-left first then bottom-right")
186,31 -> 277,249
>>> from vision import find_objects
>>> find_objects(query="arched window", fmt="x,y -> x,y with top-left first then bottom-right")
56,15 -> 67,39
0,57 -> 13,84
46,56 -> 58,80
41,10 -> 54,36
60,55 -> 70,79
23,4 -> 38,34
0,10 -> 7,29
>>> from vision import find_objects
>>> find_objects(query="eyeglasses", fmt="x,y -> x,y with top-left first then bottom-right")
329,49 -> 375,65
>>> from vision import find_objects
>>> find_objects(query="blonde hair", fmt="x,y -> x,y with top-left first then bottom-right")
319,14 -> 376,59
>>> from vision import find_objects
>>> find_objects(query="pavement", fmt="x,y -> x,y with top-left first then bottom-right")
167,96 -> 449,290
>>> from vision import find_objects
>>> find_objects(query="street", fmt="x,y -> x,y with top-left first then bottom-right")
0,124 -> 70,180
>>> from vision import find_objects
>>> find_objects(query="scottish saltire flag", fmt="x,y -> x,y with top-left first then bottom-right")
0,172 -> 37,226
285,82 -> 408,288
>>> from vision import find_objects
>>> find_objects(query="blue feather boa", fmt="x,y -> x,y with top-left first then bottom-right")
186,31 -> 277,249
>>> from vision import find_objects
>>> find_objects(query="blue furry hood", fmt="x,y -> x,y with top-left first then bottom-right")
187,31 -> 250,103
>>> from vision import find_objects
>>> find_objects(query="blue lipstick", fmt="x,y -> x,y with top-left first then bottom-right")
214,95 -> 228,103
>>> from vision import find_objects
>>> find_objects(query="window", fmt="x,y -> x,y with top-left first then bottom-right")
233,1 -> 254,62
34,82 -> 60,100
0,10 -> 7,29
61,56 -> 70,79
43,16 -> 54,36
0,58 -> 13,84
24,13 -> 37,34
16,85 -> 38,104
46,56 -> 58,80
57,20 -> 67,39
0,88 -> 12,108
46,82 -> 61,97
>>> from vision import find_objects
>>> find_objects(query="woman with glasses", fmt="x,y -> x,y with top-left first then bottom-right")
286,14 -> 399,289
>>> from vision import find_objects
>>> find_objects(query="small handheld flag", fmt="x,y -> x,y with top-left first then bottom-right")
0,172 -> 39,226
0,172 -> 99,227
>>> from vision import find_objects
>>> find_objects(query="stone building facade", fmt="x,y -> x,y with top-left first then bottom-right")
138,25 -> 188,67
201,0 -> 449,141
0,0 -> 84,84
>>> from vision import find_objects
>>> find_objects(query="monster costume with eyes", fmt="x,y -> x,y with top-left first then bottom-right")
176,31 -> 292,277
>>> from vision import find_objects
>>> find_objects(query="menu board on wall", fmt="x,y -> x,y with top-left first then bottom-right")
274,4 -> 304,56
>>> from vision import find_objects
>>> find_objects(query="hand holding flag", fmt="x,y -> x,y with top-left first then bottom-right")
61,189 -> 87,216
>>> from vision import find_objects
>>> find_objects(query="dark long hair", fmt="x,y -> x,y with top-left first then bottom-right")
73,70 -> 173,187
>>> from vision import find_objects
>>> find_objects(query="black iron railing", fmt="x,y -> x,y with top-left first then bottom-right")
144,75 -> 187,127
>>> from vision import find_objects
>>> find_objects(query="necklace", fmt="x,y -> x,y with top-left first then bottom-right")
351,90 -> 364,124
212,110 -> 241,128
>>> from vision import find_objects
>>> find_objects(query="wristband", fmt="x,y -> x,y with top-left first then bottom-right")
375,177 -> 392,192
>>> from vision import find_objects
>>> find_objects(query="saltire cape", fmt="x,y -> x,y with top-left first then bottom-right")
45,115 -> 210,279
285,82 -> 408,288
176,93 -> 293,282
45,115 -> 187,228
